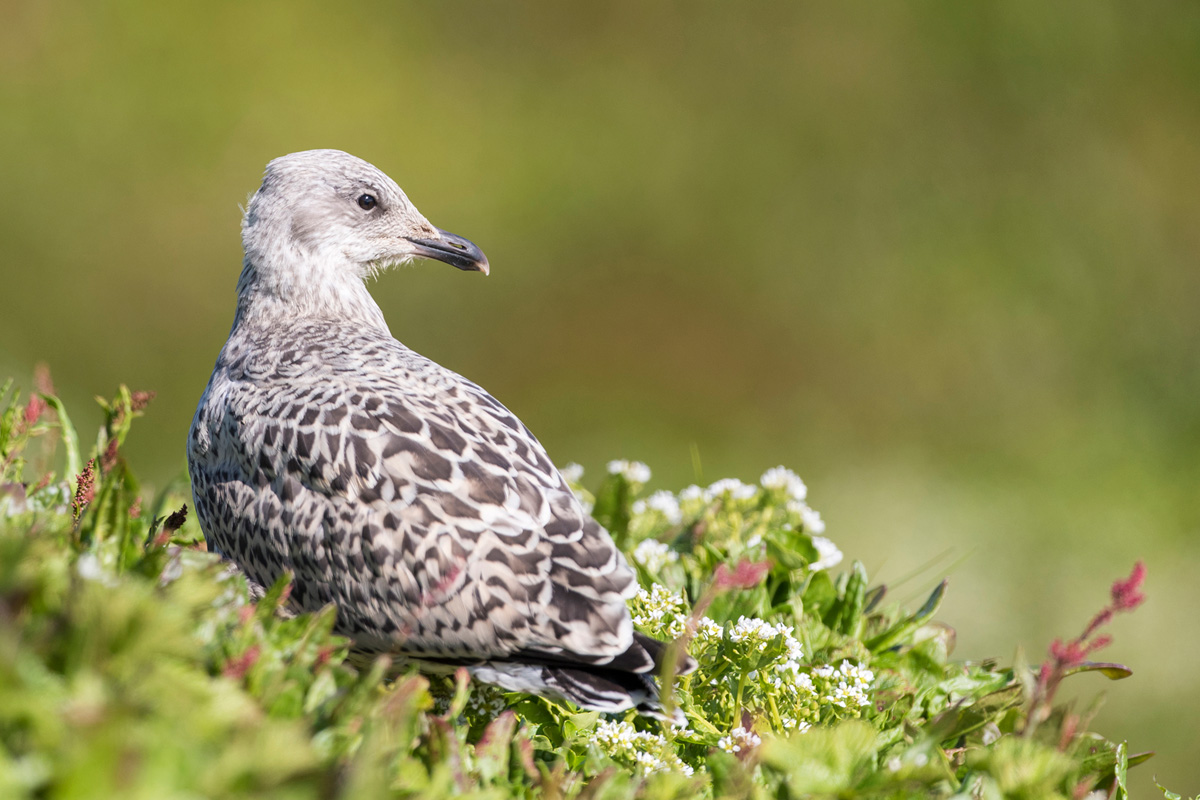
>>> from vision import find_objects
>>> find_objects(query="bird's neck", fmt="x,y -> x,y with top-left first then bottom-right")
231,256 -> 391,336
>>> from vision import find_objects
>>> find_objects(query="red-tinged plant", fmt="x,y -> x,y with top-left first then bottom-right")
72,458 -> 96,521
222,644 -> 262,680
23,394 -> 45,426
1024,560 -> 1147,737
714,558 -> 772,591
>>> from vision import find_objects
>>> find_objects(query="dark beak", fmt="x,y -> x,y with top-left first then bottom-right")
405,229 -> 489,275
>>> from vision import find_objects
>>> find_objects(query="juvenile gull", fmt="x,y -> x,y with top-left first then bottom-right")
187,149 -> 693,717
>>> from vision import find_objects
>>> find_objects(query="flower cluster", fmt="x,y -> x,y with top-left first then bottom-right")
630,584 -> 689,639
631,539 -> 678,573
700,478 -> 758,503
757,465 -> 829,535
587,460 -> 866,745
809,534 -> 843,571
665,468 -> 833,550
693,616 -> 724,644
687,610 -> 875,734
760,466 -> 807,501
631,490 -> 683,526
593,720 -> 694,776
559,462 -> 585,485
728,616 -> 799,655
717,726 -> 761,754
787,500 -> 826,535
812,661 -> 874,709
607,460 -> 651,484
779,714 -> 813,733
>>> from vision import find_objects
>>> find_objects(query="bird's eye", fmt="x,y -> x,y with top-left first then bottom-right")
357,194 -> 377,211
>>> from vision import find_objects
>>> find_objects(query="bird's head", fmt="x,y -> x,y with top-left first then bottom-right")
241,149 -> 488,282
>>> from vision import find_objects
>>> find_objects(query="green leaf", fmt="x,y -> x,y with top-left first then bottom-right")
41,393 -> 82,484
563,711 -> 599,739
924,684 -> 1023,744
863,583 -> 887,613
865,579 -> 948,652
801,569 -> 838,618
1114,741 -> 1128,800
1062,661 -> 1133,680
825,560 -> 868,637
474,711 -> 518,783
303,668 -> 338,714
1157,781 -> 1184,800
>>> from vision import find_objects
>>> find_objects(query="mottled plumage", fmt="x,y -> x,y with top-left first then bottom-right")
188,150 -> 692,717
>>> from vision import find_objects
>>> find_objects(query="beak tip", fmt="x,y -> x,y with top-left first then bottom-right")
407,228 -> 490,275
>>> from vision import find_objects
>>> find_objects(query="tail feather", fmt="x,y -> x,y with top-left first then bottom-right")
633,631 -> 698,676
469,632 -> 694,722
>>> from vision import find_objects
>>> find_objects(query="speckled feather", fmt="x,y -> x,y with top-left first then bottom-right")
188,150 -> 691,717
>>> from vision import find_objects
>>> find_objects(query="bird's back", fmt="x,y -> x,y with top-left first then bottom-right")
188,319 -> 638,662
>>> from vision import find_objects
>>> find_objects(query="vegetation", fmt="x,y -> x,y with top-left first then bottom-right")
4,3 -> 1198,792
0,381 -> 1164,798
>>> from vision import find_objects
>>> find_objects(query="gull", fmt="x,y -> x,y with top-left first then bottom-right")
187,149 -> 692,717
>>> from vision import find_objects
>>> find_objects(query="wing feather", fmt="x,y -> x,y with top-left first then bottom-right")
188,327 -> 637,665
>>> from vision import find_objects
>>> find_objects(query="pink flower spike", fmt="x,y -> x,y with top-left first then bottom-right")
714,559 -> 771,590
24,394 -> 46,425
1050,638 -> 1087,668
1111,561 -> 1146,611
72,459 -> 96,520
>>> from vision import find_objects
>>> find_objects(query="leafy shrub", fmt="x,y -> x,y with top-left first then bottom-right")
0,378 -> 1161,798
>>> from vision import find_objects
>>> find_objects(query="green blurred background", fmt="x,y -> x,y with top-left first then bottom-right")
2,0 -> 1197,791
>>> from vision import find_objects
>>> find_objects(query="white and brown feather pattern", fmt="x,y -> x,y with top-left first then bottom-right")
191,321 -> 638,660
188,150 -> 693,719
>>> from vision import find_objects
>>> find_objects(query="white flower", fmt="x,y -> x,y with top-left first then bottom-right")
607,460 -> 651,484
781,717 -> 812,733
813,661 -> 874,708
644,490 -> 683,525
560,462 -> 584,484
631,539 -> 678,573
791,672 -> 816,694
780,629 -> 804,662
787,500 -> 826,534
760,466 -> 808,501
630,584 -> 689,638
594,720 -> 693,776
678,485 -> 704,502
728,616 -> 778,651
704,478 -> 757,503
717,726 -> 762,754
800,506 -> 825,534
693,616 -> 724,643
809,535 -> 843,571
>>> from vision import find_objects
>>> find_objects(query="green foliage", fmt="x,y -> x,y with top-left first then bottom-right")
0,385 -> 1159,798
